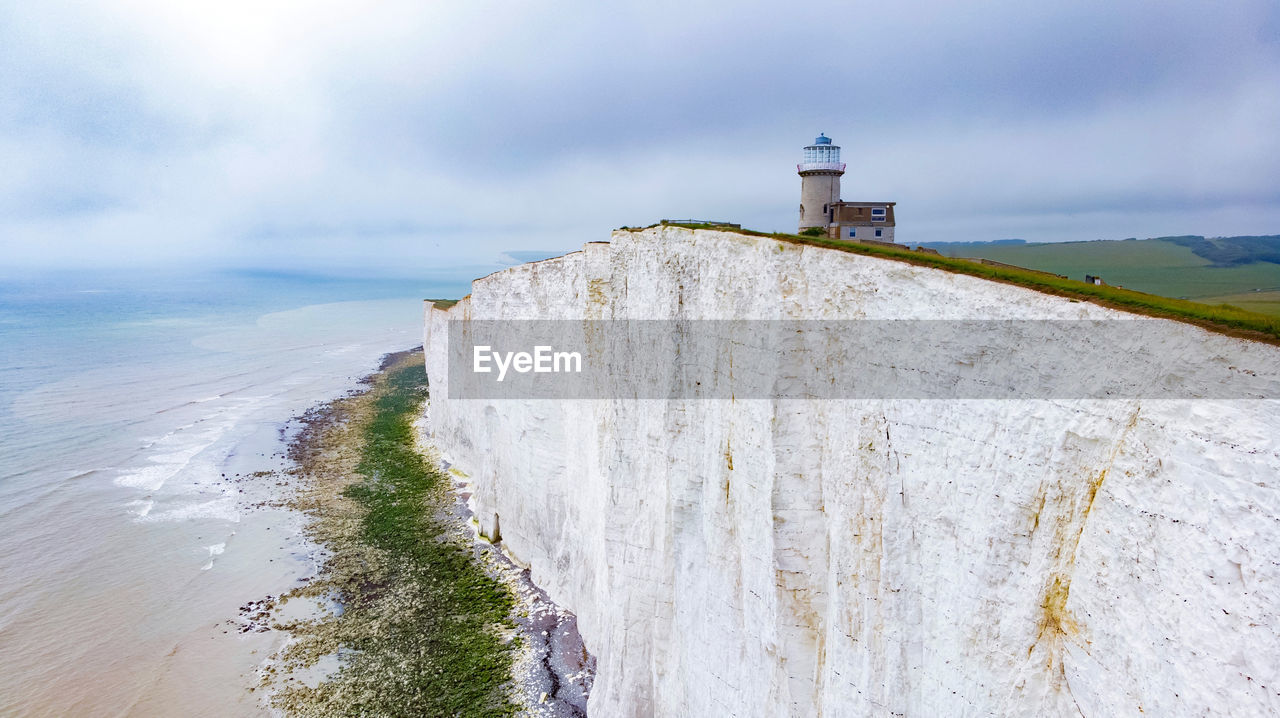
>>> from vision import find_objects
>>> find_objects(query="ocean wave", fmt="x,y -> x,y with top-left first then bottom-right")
114,444 -> 208,491
201,541 -> 228,570
116,408 -> 251,491
65,468 -> 102,481
142,498 -> 240,524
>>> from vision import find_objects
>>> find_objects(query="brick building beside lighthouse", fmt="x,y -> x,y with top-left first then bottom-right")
797,134 -> 896,242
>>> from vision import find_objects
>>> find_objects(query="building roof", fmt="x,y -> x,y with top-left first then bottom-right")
832,202 -> 896,226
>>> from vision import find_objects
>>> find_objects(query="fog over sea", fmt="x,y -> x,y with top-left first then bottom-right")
0,269 -> 469,716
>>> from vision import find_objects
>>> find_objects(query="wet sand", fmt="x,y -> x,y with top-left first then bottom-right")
0,411 -> 316,718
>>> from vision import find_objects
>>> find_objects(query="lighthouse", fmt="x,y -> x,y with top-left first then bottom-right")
797,133 -> 897,242
797,133 -> 845,232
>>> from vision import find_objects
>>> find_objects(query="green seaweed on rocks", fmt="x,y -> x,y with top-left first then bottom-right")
265,350 -> 517,717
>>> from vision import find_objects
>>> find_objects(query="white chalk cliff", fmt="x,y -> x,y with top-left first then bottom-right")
423,226 -> 1280,717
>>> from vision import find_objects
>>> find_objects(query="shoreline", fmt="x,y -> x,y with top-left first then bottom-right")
256,347 -> 593,715
0,291 -> 438,716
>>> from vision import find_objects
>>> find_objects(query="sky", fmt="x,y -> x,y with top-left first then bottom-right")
1,0 -> 1278,275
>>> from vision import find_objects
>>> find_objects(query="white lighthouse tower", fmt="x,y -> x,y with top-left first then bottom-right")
797,133 -> 845,232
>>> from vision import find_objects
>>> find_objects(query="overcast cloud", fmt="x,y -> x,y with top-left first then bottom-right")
1,0 -> 1277,274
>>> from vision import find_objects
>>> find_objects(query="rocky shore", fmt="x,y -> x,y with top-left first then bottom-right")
253,348 -> 593,716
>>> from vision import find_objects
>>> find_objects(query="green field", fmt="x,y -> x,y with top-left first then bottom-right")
1192,290 -> 1280,317
925,238 -> 1280,313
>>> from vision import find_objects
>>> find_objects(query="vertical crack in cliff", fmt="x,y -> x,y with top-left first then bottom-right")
1028,404 -> 1143,710
768,402 -> 834,714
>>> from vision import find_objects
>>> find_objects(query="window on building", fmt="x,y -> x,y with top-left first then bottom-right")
848,228 -> 856,238
875,228 -> 883,238
871,207 -> 886,222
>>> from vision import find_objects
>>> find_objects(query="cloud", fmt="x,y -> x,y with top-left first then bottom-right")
0,0 -> 1277,272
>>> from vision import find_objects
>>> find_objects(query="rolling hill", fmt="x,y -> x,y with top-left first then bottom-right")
920,235 -> 1280,316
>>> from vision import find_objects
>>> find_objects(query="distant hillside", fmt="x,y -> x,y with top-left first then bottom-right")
1162,235 -> 1280,267
918,235 -> 1280,316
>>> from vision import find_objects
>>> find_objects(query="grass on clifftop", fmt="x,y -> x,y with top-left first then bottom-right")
268,352 -> 517,717
629,222 -> 1280,345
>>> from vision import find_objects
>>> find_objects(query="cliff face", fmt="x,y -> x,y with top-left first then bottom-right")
423,227 -> 1280,717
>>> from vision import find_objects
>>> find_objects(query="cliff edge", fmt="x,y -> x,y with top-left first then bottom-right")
423,226 -> 1280,717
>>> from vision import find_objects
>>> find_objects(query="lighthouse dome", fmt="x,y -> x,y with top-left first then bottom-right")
814,134 -> 832,145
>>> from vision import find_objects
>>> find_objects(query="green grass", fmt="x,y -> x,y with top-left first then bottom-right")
1195,290 -> 1280,318
632,223 -> 1280,344
426,298 -> 460,309
927,238 -> 1280,309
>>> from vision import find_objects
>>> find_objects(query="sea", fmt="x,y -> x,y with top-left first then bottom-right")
0,268 -> 474,716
